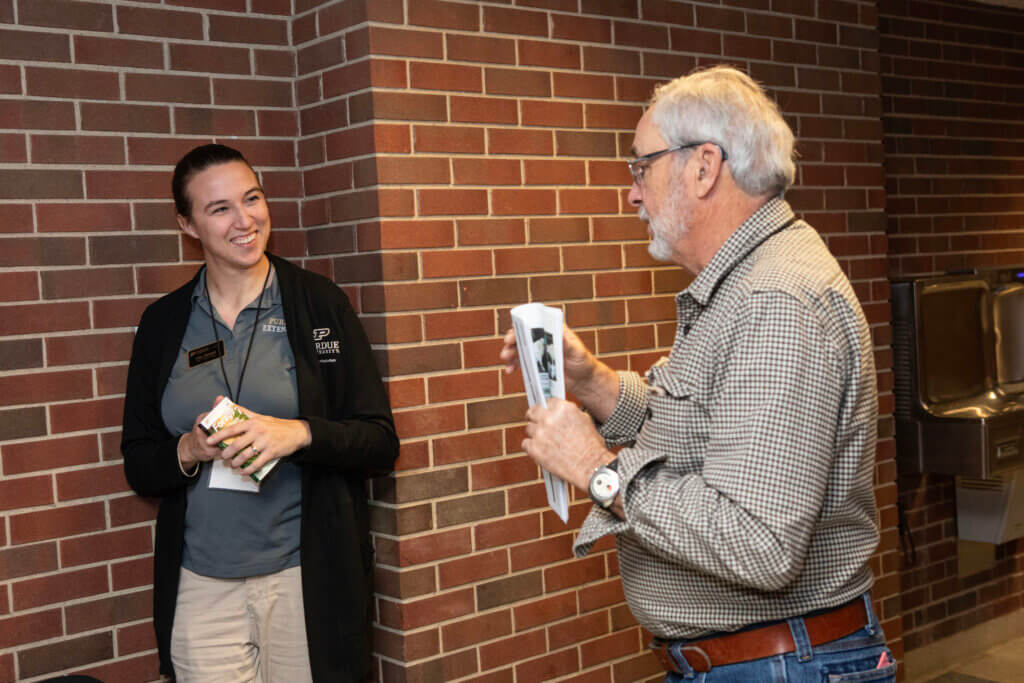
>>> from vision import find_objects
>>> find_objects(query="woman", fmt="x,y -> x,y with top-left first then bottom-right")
122,144 -> 398,682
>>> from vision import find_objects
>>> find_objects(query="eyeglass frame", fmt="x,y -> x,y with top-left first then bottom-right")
627,142 -> 729,186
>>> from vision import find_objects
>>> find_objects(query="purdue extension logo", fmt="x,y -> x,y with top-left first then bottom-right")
313,327 -> 341,362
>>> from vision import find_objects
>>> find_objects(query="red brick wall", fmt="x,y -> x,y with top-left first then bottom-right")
322,1 -> 899,681
0,1 -> 898,681
0,1 -> 302,680
879,0 -> 1024,654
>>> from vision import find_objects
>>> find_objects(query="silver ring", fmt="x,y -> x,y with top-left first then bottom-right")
251,446 -> 261,457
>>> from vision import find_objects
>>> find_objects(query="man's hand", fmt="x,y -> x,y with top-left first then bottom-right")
500,324 -> 620,420
203,396 -> 313,476
523,398 -> 615,492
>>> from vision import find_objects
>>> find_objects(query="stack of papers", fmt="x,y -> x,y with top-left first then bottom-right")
510,303 -> 570,523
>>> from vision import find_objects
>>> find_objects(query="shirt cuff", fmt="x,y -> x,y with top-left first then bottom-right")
596,372 -> 649,445
573,444 -> 668,557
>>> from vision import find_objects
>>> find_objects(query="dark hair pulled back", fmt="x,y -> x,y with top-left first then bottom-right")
172,144 -> 256,218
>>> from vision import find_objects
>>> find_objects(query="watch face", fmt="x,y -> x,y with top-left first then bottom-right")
590,466 -> 620,507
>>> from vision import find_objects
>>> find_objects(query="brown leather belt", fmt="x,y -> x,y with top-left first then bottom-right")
650,599 -> 868,673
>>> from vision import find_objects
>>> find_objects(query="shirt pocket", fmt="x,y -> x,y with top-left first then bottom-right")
639,367 -> 709,472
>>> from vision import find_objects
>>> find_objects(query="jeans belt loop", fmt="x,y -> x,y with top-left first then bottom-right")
679,645 -> 713,673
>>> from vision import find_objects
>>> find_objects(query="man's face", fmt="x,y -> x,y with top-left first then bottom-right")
629,111 -> 689,264
640,191 -> 687,262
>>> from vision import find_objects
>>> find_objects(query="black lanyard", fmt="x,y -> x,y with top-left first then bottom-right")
204,264 -> 271,404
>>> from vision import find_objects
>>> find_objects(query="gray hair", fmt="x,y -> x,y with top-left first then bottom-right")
649,65 -> 796,197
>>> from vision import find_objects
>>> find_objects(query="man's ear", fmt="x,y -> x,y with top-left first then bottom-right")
177,213 -> 198,240
693,143 -> 723,198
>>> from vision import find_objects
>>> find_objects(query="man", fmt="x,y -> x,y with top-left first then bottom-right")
500,66 -> 895,681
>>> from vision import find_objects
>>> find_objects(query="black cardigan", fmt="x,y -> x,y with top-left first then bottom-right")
121,254 -> 398,682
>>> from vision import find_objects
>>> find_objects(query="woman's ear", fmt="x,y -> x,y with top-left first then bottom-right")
177,213 -> 198,240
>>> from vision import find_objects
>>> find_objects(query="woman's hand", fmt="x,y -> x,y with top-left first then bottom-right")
205,396 -> 312,476
178,409 -> 223,470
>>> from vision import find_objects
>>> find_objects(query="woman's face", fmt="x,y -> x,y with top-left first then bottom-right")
176,160 -> 270,273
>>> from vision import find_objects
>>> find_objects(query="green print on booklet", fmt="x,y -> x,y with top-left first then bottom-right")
199,397 -> 277,483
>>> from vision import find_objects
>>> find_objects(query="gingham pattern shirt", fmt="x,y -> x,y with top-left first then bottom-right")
574,197 -> 879,639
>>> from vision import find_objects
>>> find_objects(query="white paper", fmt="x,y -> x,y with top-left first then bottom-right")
511,303 -> 570,523
209,459 -> 261,492
199,396 -> 278,493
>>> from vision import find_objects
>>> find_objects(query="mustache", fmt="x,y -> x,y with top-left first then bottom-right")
638,206 -> 649,222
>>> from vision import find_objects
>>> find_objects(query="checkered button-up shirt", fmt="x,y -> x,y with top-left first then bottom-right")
574,197 -> 879,639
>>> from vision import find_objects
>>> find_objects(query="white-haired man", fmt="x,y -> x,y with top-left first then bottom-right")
501,65 -> 895,681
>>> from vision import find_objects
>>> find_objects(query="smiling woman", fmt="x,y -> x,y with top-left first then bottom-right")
121,144 -> 399,682
176,160 -> 270,299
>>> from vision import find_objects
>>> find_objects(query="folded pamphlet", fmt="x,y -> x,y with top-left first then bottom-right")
199,396 -> 277,492
510,303 -> 570,523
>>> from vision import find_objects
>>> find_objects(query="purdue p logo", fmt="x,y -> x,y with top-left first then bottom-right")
313,327 -> 341,362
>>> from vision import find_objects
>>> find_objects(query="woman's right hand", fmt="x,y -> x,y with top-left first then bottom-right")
178,410 -> 222,469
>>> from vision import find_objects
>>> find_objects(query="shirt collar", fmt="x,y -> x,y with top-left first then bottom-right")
681,196 -> 796,307
191,265 -> 281,313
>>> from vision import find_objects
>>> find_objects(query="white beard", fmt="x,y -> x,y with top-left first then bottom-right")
640,194 -> 688,262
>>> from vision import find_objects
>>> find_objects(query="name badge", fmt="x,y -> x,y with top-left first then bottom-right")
187,340 -> 224,367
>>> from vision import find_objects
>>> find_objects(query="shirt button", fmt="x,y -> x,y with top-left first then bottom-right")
683,323 -> 692,335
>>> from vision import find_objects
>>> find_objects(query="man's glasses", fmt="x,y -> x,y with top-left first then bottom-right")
627,142 -> 728,185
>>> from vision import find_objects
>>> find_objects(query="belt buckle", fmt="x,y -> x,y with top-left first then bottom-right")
676,645 -> 713,673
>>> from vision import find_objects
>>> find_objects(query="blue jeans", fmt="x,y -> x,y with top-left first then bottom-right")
665,594 -> 896,682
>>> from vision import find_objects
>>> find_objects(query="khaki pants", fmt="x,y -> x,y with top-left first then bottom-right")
170,565 -> 313,683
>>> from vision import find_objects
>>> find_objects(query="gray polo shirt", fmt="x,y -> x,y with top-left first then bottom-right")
160,267 -> 302,579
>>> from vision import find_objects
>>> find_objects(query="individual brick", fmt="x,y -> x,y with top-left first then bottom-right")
408,0 -> 480,30
25,67 -> 119,100
16,632 -> 113,680
393,405 -> 466,439
0,28 -> 70,62
1,434 -> 99,475
89,234 -> 179,265
378,588 -> 475,631
75,35 -> 163,69
0,611 -> 63,649
410,62 -> 483,93
485,68 -> 551,97
49,396 -> 124,433
442,610 -> 512,651
170,44 -> 251,74
436,548 -> 507,589
548,611 -> 608,650
552,13 -> 612,43
209,14 -> 288,45
452,96 -> 519,125
476,571 -> 543,611
0,476 -> 53,512
116,5 -> 203,39
447,34 -> 516,64
64,590 -> 153,635
480,629 -> 547,671
56,463 -> 132,501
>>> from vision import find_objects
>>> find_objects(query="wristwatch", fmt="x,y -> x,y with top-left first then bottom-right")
588,458 -> 620,509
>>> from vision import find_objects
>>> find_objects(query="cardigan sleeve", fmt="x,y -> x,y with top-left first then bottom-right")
291,282 -> 399,478
121,303 -> 200,498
